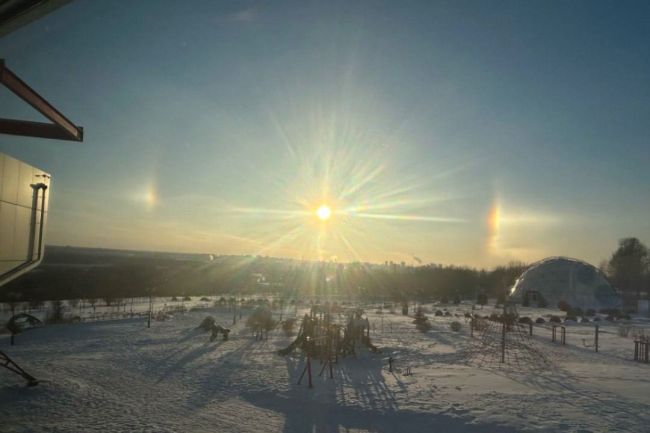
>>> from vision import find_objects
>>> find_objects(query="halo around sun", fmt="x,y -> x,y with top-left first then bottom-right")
316,204 -> 332,221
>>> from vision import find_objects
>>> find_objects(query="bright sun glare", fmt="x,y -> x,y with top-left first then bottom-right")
316,205 -> 332,221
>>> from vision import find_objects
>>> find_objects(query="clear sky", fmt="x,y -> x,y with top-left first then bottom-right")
1,0 -> 648,268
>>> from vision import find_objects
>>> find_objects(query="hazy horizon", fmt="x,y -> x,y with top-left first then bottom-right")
1,0 -> 649,267
40,242 -> 612,271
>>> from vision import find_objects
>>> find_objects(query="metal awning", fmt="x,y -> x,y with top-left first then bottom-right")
0,59 -> 84,141
0,1 -> 83,141
0,0 -> 72,37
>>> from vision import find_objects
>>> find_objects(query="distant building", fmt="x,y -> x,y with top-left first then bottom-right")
509,257 -> 621,311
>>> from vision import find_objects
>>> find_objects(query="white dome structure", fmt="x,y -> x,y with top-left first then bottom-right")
509,257 -> 621,310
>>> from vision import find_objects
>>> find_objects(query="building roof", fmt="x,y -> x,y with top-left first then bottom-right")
509,256 -> 621,310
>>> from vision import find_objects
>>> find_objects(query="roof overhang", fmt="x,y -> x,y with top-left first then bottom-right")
0,0 -> 72,38
0,59 -> 84,141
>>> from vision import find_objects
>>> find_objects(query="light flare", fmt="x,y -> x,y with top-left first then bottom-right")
316,204 -> 332,221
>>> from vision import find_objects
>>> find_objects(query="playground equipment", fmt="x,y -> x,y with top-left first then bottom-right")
210,325 -> 230,342
6,313 -> 43,346
0,350 -> 38,386
198,316 -> 230,342
279,306 -> 380,387
279,306 -> 379,358
465,303 -> 550,369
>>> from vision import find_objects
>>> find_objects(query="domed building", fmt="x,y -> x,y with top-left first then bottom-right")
509,257 -> 622,310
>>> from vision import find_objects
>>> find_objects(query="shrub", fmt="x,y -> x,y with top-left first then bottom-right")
535,317 -> 546,324
413,308 -> 432,332
183,296 -> 191,301
281,318 -> 296,336
46,300 -> 65,323
564,315 -> 577,323
549,315 -> 562,323
518,317 -> 533,324
450,321 -> 462,332
557,300 -> 571,312
198,316 -> 216,331
246,307 -> 276,333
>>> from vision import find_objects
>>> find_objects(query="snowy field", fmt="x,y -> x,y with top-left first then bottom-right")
2,304 -> 650,433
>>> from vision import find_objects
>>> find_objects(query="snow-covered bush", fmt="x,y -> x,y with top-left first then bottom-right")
449,321 -> 461,332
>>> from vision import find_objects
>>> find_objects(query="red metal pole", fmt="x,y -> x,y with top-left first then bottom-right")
307,355 -> 313,388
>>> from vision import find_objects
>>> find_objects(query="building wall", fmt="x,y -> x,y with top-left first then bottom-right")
0,152 -> 50,285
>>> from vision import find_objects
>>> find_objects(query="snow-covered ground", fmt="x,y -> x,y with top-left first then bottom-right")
2,304 -> 649,433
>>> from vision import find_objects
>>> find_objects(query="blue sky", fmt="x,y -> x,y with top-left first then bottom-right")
1,0 -> 649,267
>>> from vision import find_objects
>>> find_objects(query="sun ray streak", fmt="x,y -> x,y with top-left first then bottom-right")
254,225 -> 305,255
339,163 -> 385,199
230,207 -> 311,218
348,212 -> 466,223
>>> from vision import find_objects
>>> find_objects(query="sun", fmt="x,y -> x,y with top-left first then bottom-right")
316,204 -> 332,221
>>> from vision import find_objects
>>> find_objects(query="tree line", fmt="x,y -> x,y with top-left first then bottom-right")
1,239 -> 648,306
